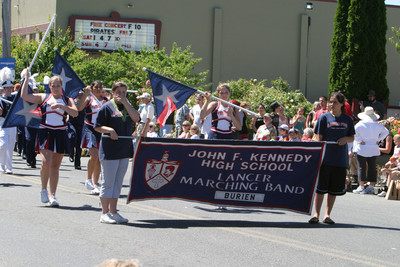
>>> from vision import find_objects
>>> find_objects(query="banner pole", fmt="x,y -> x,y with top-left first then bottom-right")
28,14 -> 57,72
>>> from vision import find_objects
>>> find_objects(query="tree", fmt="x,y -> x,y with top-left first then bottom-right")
389,26 -> 400,54
329,0 -> 388,101
329,0 -> 351,94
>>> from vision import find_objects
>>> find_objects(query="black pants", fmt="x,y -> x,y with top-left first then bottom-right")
25,127 -> 38,166
356,154 -> 377,182
17,126 -> 25,156
69,123 -> 83,168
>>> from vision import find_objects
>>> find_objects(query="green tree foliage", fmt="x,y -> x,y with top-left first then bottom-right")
389,26 -> 400,54
227,78 -> 312,119
9,27 -> 310,119
11,27 -> 77,81
71,43 -> 209,105
329,0 -> 350,93
329,0 -> 388,101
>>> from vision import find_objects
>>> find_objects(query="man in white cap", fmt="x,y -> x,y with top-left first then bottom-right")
136,92 -> 154,136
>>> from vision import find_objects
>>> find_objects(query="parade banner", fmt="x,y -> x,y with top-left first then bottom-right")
128,138 -> 326,214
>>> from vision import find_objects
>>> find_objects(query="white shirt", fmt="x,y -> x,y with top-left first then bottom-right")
140,102 -> 154,123
353,120 -> 389,157
190,104 -> 202,127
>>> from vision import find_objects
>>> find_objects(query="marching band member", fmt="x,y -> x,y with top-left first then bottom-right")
0,67 -> 17,174
21,68 -> 78,207
94,81 -> 140,224
77,80 -> 104,194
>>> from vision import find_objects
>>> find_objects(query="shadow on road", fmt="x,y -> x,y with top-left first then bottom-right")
0,183 -> 32,188
40,204 -> 102,212
193,206 -> 284,214
126,219 -> 400,231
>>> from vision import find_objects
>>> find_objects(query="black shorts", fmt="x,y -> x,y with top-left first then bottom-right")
316,165 -> 347,196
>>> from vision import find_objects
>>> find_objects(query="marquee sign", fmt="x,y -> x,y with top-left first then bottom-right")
69,12 -> 161,52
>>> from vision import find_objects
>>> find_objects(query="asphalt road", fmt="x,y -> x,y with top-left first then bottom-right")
1,154 -> 400,267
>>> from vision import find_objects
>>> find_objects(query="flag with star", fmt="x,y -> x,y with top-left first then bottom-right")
146,69 -> 196,127
50,50 -> 86,99
2,80 -> 42,128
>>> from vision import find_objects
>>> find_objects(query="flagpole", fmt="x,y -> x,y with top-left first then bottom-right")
28,14 -> 57,72
101,134 -> 139,139
0,98 -> 13,104
143,68 -> 259,118
103,88 -> 137,93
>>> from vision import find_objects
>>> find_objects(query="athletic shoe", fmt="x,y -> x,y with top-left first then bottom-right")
0,165 -> 6,173
110,212 -> 129,224
5,170 -> 12,174
49,195 -> 59,207
85,179 -> 95,190
41,189 -> 49,203
91,185 -> 101,195
353,186 -> 364,194
377,191 -> 386,197
100,212 -> 117,224
361,186 -> 375,195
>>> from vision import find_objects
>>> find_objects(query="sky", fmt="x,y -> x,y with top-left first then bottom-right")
386,0 -> 400,6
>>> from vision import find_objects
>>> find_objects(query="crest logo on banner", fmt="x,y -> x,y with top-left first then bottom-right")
145,151 -> 181,190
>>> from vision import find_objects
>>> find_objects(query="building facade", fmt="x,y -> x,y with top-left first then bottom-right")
2,0 -> 400,105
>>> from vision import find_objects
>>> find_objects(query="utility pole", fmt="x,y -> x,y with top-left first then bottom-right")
2,0 -> 11,57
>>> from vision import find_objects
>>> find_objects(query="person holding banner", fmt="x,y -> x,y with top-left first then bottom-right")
309,91 -> 355,225
77,81 -> 104,194
94,81 -> 140,224
200,83 -> 242,140
21,69 -> 78,207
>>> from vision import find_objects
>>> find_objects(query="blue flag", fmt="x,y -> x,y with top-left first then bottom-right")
2,51 -> 86,128
146,69 -> 196,127
2,82 -> 42,128
51,50 -> 86,99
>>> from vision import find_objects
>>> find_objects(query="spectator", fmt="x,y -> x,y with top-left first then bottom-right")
254,113 -> 277,141
270,102 -> 281,131
302,127 -> 314,141
190,124 -> 201,139
352,106 -> 389,195
175,103 -> 190,138
147,122 -> 159,137
136,93 -> 154,136
378,134 -> 400,197
238,102 -> 251,140
251,103 -> 266,134
306,101 -> 321,129
312,96 -> 328,125
292,106 -> 306,135
278,104 -> 289,127
178,120 -> 191,138
288,128 -> 300,141
230,99 -> 242,139
189,93 -> 204,130
366,90 -> 386,119
278,124 -> 289,141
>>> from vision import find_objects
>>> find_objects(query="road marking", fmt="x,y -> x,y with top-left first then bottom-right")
5,172 -> 398,267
